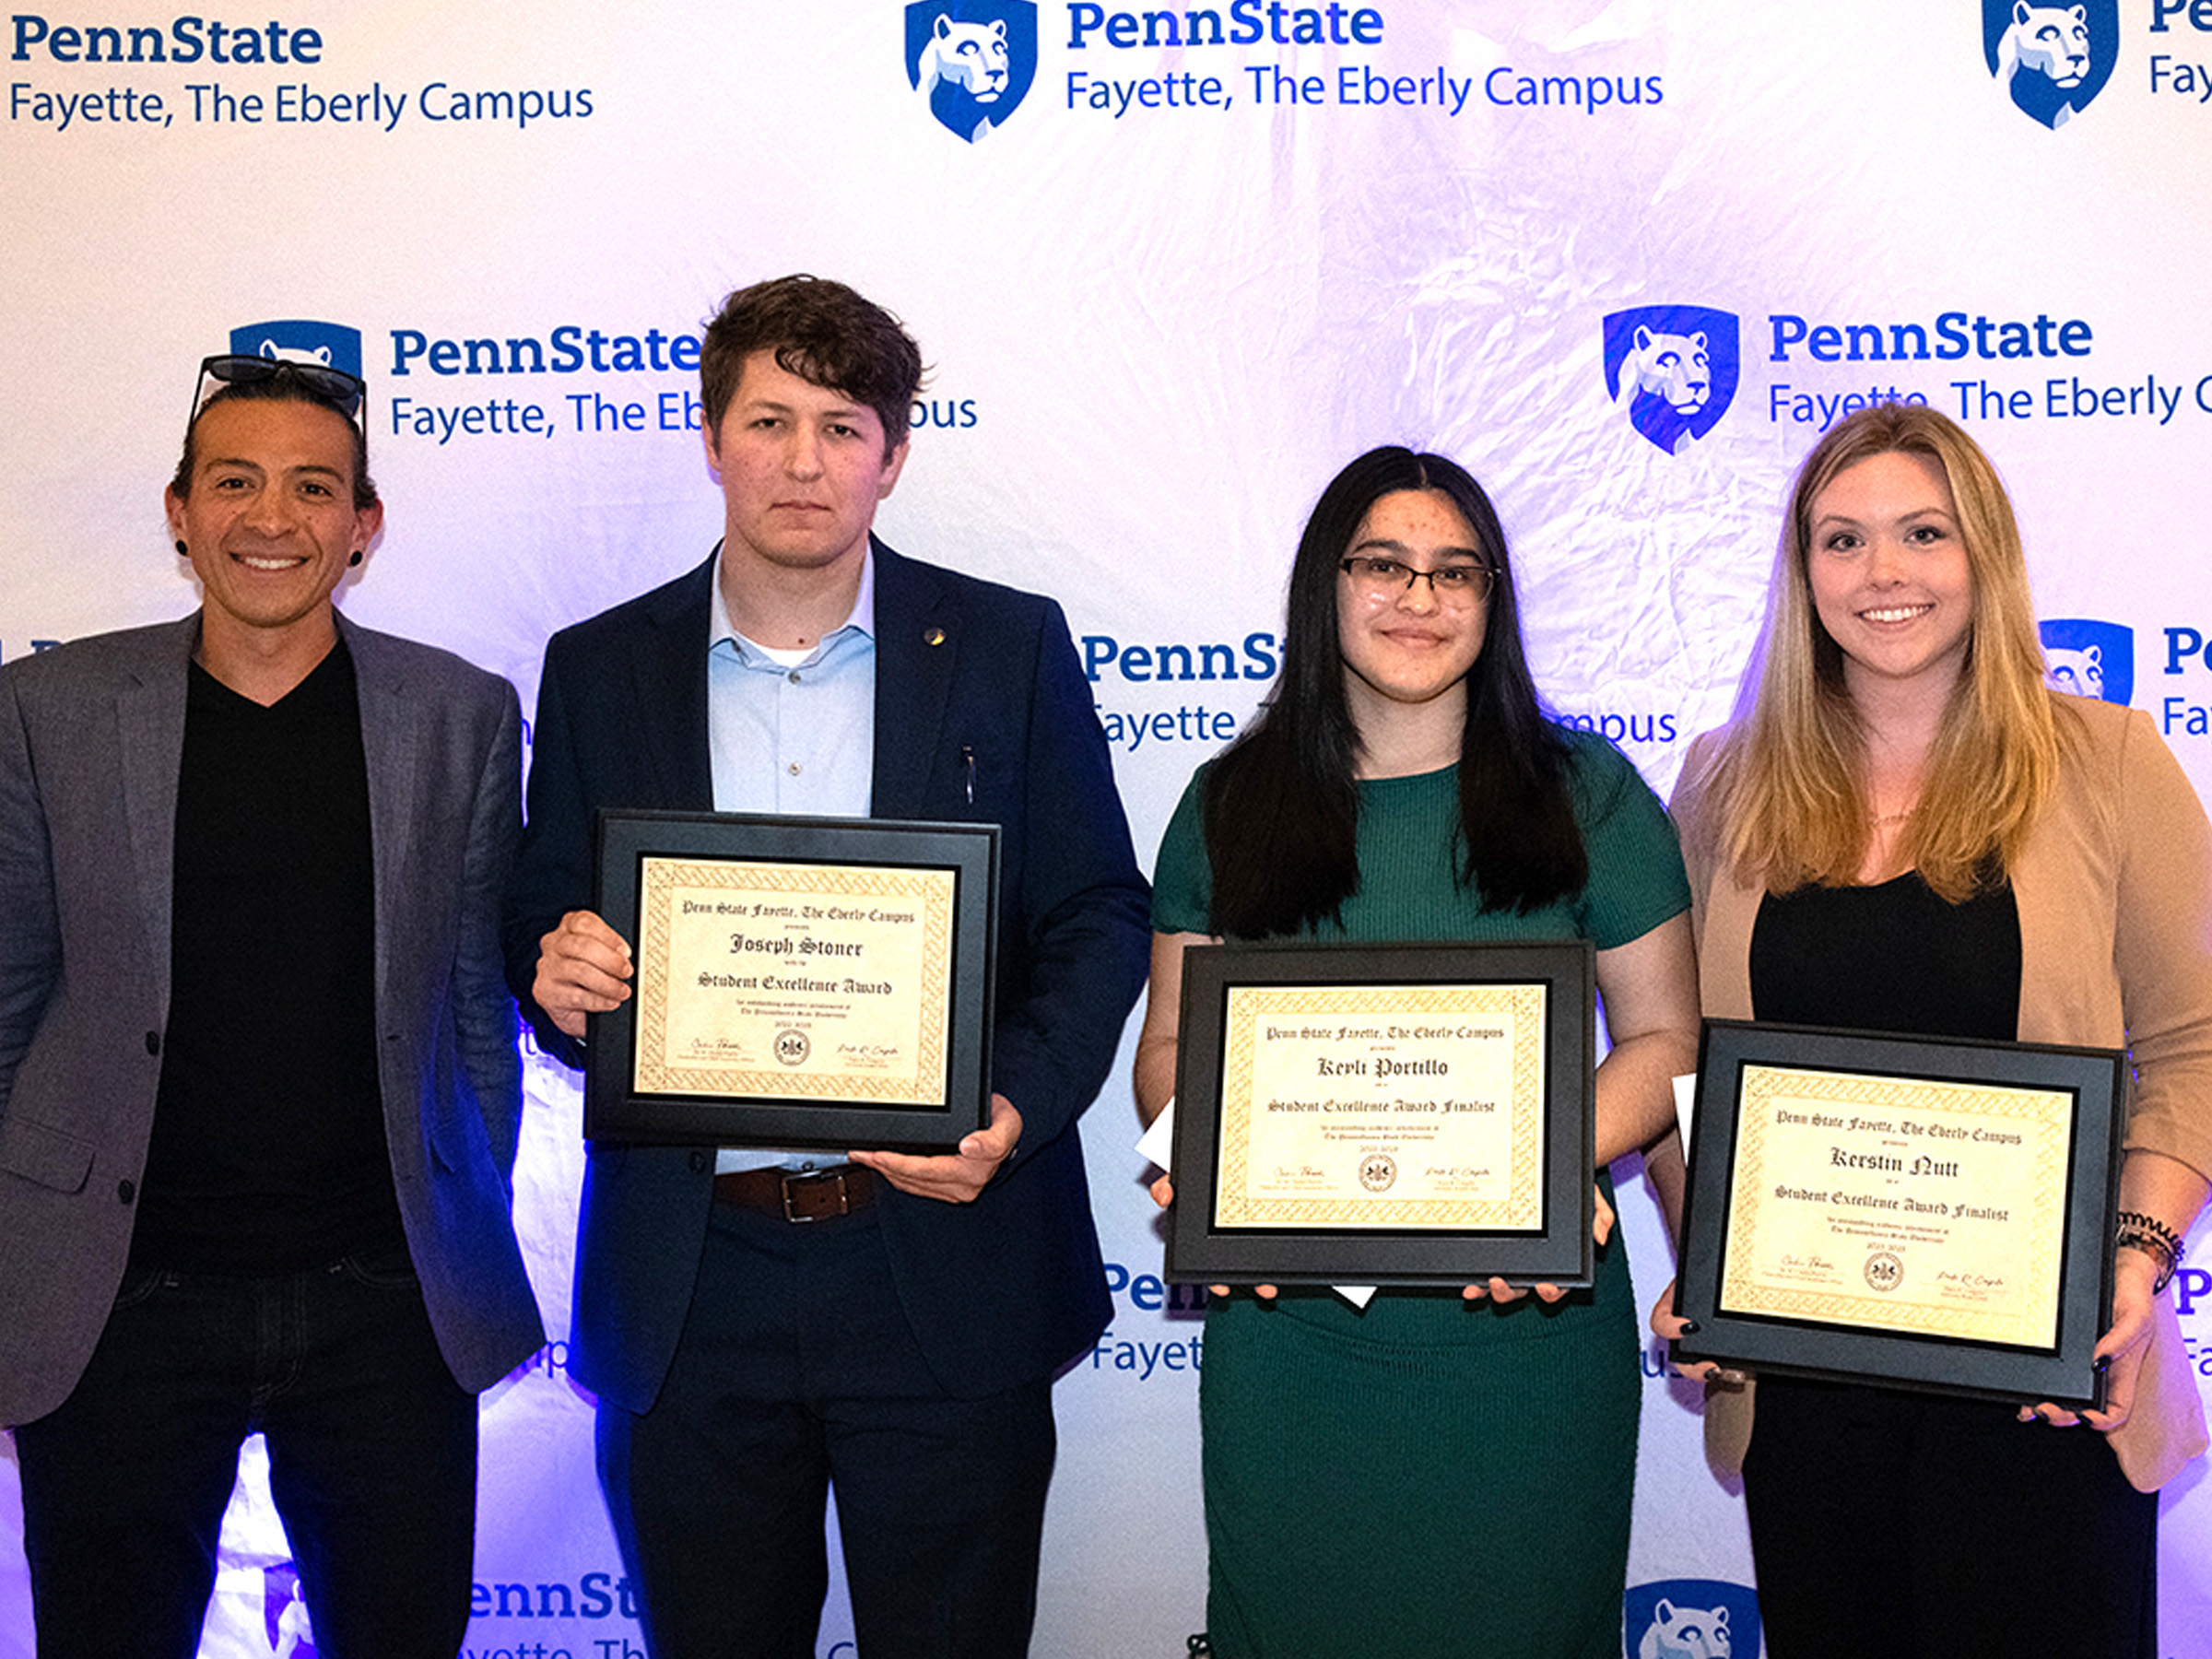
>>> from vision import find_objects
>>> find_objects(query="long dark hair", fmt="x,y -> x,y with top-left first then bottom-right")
1202,446 -> 1585,937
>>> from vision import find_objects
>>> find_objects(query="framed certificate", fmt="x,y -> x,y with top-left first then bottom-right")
1166,941 -> 1596,1287
586,810 -> 997,1151
1674,1019 -> 2126,1407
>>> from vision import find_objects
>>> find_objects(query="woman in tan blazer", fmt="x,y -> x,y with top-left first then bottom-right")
1648,404 -> 2211,1658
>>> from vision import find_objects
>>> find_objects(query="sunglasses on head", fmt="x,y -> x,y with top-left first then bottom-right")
190,353 -> 368,429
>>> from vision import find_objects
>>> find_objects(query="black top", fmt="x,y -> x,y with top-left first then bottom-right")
135,642 -> 403,1273
1749,870 -> 2024,1042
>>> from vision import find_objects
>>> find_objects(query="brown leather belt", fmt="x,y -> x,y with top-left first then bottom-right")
712,1163 -> 877,1223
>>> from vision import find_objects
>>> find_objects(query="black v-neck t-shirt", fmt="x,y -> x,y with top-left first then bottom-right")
135,642 -> 403,1272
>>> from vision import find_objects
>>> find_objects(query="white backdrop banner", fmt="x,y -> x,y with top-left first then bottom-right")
6,2 -> 2212,1654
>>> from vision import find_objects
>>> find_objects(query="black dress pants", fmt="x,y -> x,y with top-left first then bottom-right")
1742,1374 -> 2157,1658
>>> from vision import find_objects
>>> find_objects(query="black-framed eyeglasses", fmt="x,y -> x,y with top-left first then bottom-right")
1338,556 -> 1495,604
190,354 -> 369,431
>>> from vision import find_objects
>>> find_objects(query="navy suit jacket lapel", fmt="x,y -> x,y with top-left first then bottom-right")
641,555 -> 717,812
870,541 -> 954,821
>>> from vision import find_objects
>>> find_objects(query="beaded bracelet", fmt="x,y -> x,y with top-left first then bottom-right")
2118,1209 -> 2187,1261
2115,1209 -> 2185,1295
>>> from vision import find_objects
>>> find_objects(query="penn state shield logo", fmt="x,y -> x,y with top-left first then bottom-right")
1625,1578 -> 1759,1659
905,1 -> 1037,142
2040,618 -> 2132,705
1984,0 -> 2116,129
228,319 -> 364,379
1603,306 -> 1740,455
263,1564 -> 320,1657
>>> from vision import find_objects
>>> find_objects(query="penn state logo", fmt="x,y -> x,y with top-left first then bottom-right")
1984,0 -> 2116,129
2040,618 -> 2133,705
904,1 -> 1037,142
1865,1250 -> 1904,1292
1602,306 -> 1740,455
228,318 -> 364,379
774,1028 -> 810,1065
1625,1579 -> 1760,1659
1358,1153 -> 1397,1193
262,1563 -> 319,1657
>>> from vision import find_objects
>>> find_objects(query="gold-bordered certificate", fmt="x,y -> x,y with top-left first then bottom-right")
635,855 -> 954,1106
1718,1064 -> 2072,1347
1167,942 -> 1595,1288
1213,982 -> 1547,1230
1675,1020 -> 2126,1408
587,812 -> 998,1152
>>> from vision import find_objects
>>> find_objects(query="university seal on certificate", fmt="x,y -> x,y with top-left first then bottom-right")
1674,1020 -> 2127,1407
586,811 -> 998,1151
1166,941 -> 1595,1288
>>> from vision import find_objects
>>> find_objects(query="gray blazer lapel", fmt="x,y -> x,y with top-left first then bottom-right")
345,620 -> 435,1182
342,621 -> 420,1022
113,618 -> 196,1015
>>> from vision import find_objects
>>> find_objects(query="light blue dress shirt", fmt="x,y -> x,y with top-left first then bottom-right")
706,543 -> 877,1173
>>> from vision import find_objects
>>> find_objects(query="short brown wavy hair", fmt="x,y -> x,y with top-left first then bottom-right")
699,275 -> 924,456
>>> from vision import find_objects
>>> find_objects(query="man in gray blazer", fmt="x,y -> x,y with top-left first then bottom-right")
0,354 -> 544,1657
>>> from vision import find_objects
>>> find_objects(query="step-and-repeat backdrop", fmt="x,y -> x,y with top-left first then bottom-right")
6,2 -> 2212,1653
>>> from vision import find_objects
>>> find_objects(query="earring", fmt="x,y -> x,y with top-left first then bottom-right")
174,540 -> 188,557
348,550 -> 362,567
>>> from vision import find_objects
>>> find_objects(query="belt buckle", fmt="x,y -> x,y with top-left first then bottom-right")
781,1169 -> 848,1224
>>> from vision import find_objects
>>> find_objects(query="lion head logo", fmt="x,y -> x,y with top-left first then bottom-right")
1602,305 -> 1740,455
1639,1599 -> 1731,1659
920,18 -> 1008,102
1625,1581 -> 1759,1659
259,340 -> 335,368
1618,327 -> 1711,416
1984,0 -> 2114,128
226,318 -> 363,380
2039,618 -> 2132,705
2001,3 -> 2090,88
2043,643 -> 2103,700
904,2 -> 1037,143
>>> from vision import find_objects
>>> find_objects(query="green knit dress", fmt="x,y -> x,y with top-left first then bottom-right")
1151,733 -> 1689,1659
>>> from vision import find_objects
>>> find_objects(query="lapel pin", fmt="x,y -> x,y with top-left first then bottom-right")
924,626 -> 947,647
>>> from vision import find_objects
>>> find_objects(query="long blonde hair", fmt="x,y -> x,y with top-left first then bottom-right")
1699,404 -> 2065,901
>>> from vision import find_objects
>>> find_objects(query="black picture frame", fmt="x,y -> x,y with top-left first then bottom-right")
587,810 -> 997,1152
1166,940 -> 1596,1287
1674,1018 -> 2126,1408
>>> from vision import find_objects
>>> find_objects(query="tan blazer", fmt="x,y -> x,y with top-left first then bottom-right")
1673,695 -> 2212,1491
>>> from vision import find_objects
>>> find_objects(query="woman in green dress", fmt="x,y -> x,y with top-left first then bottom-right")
1136,445 -> 1700,1658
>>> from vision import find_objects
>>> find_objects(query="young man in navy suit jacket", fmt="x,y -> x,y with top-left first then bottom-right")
505,276 -> 1149,1658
